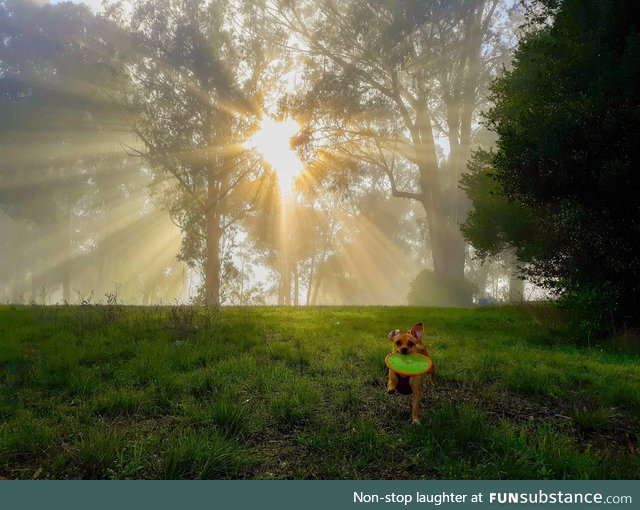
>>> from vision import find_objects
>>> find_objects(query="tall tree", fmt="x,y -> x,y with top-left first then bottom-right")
270,0 -> 512,302
107,0 -> 285,304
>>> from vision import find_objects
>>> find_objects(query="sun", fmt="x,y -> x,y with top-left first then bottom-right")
248,117 -> 302,193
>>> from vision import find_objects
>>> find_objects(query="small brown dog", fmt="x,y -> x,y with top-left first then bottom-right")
386,322 -> 435,423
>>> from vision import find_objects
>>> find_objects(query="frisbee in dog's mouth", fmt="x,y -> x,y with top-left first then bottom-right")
385,352 -> 433,376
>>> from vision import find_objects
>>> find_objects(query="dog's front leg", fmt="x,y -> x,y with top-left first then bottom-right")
409,376 -> 423,424
387,370 -> 399,393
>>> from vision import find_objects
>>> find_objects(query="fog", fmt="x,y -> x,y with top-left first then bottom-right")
0,0 -> 532,306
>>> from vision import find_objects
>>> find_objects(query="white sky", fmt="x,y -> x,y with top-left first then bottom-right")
51,0 -> 104,13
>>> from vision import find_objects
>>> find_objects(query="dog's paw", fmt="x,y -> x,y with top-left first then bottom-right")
386,387 -> 396,394
410,418 -> 421,426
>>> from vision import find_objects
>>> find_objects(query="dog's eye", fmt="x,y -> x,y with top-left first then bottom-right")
395,340 -> 402,346
408,341 -> 414,347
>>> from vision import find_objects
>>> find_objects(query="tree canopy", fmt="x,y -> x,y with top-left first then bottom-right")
462,0 -> 640,335
107,0 -> 286,304
271,0 -> 514,302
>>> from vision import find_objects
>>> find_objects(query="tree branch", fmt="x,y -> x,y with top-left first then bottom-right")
121,136 -> 206,211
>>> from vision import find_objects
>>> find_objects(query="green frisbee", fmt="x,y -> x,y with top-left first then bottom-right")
385,352 -> 433,376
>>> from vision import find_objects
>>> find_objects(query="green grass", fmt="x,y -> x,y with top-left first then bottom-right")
0,304 -> 639,479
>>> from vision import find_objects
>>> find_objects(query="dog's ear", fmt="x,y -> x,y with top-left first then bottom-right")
387,329 -> 401,340
410,322 -> 424,341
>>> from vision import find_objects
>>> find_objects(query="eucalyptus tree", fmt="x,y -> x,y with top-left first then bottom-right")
269,0 -> 513,303
244,154 -> 425,305
107,0 -> 286,304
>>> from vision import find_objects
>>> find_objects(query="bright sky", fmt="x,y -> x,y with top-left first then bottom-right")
51,0 -> 104,12
247,117 -> 302,194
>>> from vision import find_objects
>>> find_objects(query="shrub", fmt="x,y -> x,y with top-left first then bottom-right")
407,270 -> 475,306
558,282 -> 615,344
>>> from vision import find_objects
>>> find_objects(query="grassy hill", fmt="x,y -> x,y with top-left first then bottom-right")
1,304 -> 639,479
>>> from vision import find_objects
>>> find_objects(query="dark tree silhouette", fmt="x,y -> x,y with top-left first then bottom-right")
463,0 -> 640,336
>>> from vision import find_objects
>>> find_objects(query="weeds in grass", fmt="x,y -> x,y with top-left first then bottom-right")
570,405 -> 616,431
209,401 -> 245,437
407,403 -> 491,458
75,291 -> 97,336
349,419 -> 390,465
157,432 -> 249,479
269,380 -> 320,431
181,398 -> 246,438
166,301 -> 223,344
101,283 -> 123,326
168,302 -> 198,343
108,443 -> 147,479
185,370 -> 218,400
338,388 -> 362,415
293,338 -> 309,376
0,411 -> 54,463
68,370 -> 100,399
75,428 -> 124,478
91,388 -> 146,417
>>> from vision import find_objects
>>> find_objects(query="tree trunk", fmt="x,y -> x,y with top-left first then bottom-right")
278,266 -> 292,305
284,270 -> 292,305
310,268 -> 323,305
278,273 -> 285,305
204,203 -> 221,306
475,261 -> 491,299
306,258 -> 315,306
422,195 -> 466,287
412,102 -> 467,301
61,206 -> 71,303
204,219 -> 220,306
96,194 -> 112,300
509,275 -> 524,302
293,264 -> 299,306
